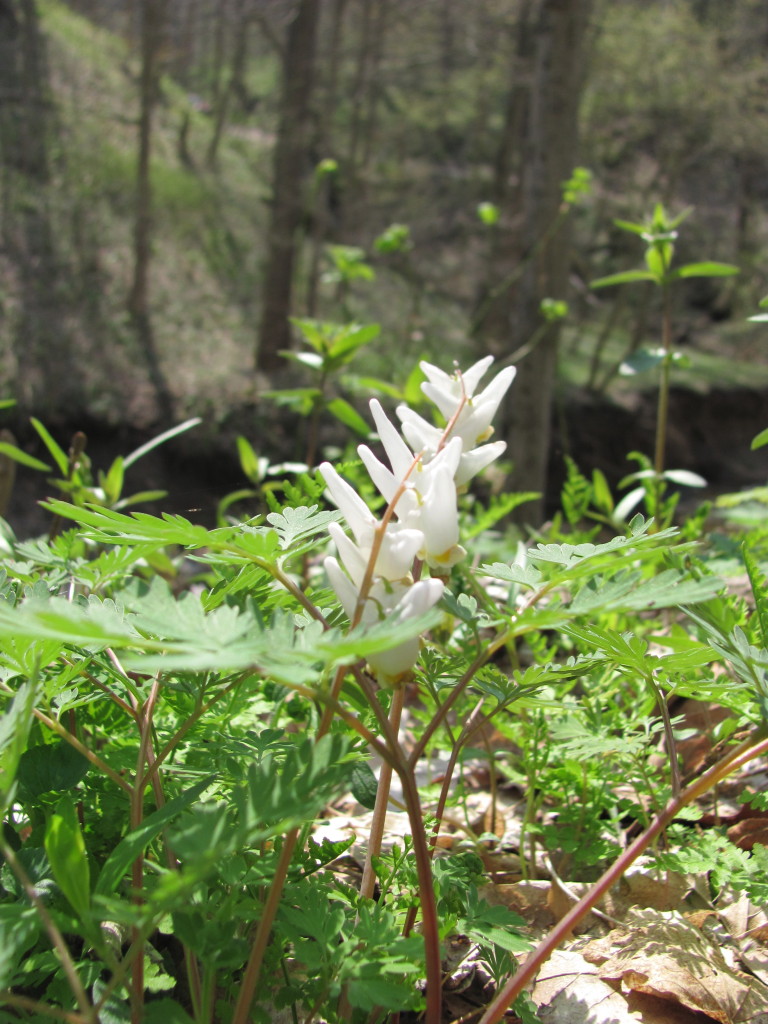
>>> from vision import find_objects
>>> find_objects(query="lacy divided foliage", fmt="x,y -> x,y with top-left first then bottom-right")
0,362 -> 766,1024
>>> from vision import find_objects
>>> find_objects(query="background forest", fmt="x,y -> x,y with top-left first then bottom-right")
1,0 -> 768,526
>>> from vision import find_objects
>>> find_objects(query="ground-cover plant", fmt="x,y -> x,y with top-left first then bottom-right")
591,204 -> 739,525
0,356 -> 767,1024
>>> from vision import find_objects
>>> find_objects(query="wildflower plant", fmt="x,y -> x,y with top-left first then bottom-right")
1,351 -> 767,1024
321,355 -> 515,682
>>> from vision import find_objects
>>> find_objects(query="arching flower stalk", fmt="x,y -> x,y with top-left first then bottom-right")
319,357 -> 516,990
320,355 -> 516,683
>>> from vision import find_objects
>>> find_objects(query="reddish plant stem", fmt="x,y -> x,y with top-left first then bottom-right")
129,676 -> 162,1024
478,730 -> 768,1024
360,686 -> 405,901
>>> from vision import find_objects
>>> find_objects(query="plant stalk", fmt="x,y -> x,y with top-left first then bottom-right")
478,730 -> 768,1024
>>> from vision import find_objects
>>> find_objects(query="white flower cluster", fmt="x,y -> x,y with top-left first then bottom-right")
320,356 -> 515,682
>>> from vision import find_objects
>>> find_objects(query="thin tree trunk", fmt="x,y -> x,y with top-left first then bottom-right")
127,0 -> 174,422
256,0 -> 320,374
502,0 -> 592,522
127,0 -> 167,320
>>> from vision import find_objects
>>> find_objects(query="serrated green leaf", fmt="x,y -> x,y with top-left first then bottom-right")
743,545 -> 768,649
266,505 -> 340,548
478,561 -> 543,589
0,681 -> 40,811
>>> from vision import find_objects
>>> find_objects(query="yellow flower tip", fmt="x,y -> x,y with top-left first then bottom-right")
476,426 -> 495,443
373,665 -> 414,689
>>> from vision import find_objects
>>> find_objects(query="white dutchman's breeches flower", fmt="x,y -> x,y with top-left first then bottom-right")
321,356 -> 515,684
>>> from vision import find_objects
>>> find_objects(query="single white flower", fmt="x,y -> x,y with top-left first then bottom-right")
365,577 -> 445,681
327,519 -> 423,585
324,558 -> 443,681
396,359 -> 515,484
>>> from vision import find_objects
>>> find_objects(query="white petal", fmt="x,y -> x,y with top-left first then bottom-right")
376,525 -> 424,580
459,356 -> 495,397
396,406 -> 442,454
419,464 -> 460,558
320,463 -> 375,543
368,400 -> 415,479
328,522 -> 369,586
358,445 -> 401,505
367,637 -> 421,680
419,360 -> 456,390
456,441 -> 507,485
421,381 -> 460,421
473,365 -> 516,417
397,577 -> 445,617
324,556 -> 358,619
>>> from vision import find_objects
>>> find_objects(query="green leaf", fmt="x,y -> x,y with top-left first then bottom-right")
613,218 -> 648,237
236,436 -> 262,481
45,797 -> 90,918
122,418 -> 202,471
743,545 -> 768,650
99,456 -> 125,505
327,323 -> 380,361
326,397 -> 372,436
669,261 -> 740,280
663,469 -> 707,488
592,468 -> 613,513
266,505 -> 340,548
0,905 -> 39,988
477,202 -> 500,226
280,350 -> 324,371
17,740 -> 89,802
30,418 -> 68,475
142,1002 -> 195,1024
620,347 -> 666,375
751,428 -> 768,451
96,778 -> 212,896
644,242 -> 671,281
0,442 -> 51,472
590,269 -> 656,288
350,761 -> 379,810
0,681 -> 40,811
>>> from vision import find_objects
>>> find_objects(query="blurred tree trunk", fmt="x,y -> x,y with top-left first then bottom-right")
127,0 -> 174,422
491,0 -> 592,522
206,0 -> 252,169
0,0 -> 50,181
127,0 -> 167,321
305,0 -> 348,316
256,0 -> 320,374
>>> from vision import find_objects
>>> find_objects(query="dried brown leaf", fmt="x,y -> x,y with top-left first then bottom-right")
589,909 -> 768,1023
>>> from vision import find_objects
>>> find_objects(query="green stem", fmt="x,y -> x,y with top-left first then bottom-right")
653,282 -> 672,487
647,671 -> 681,798
478,730 -> 768,1024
